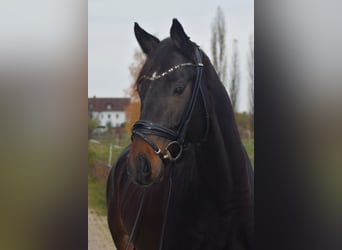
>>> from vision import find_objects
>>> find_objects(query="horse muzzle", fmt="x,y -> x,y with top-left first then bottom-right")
128,136 -> 166,186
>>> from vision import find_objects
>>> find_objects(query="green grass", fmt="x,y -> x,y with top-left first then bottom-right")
88,133 -> 131,216
88,175 -> 107,216
89,133 -> 131,167
88,142 -> 110,166
242,137 -> 254,168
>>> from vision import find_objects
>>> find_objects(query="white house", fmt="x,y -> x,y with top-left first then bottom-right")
88,97 -> 130,130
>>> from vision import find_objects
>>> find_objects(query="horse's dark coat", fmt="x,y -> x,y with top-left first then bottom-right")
107,19 -> 254,250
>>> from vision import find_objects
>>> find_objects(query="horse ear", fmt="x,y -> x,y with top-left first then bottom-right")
170,19 -> 194,58
134,22 -> 160,55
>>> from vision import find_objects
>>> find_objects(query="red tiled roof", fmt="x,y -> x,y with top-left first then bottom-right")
88,97 -> 130,112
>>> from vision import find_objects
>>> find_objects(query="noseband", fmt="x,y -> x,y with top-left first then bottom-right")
131,46 -> 209,162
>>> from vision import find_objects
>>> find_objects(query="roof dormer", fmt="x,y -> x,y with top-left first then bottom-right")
106,103 -> 112,110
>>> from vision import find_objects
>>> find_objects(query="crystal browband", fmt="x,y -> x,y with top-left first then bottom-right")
141,62 -> 203,81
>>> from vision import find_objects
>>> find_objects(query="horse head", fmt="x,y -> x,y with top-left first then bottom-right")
127,19 -> 208,186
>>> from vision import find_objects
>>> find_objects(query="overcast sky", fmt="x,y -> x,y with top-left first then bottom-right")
88,0 -> 254,112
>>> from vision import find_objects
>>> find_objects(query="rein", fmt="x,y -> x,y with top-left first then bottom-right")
125,168 -> 173,250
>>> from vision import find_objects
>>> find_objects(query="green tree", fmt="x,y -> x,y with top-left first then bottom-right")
88,117 -> 99,138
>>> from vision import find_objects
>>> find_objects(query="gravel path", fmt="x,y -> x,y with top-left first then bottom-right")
88,209 -> 116,250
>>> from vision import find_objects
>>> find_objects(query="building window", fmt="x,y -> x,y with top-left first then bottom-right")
116,114 -> 119,119
106,104 -> 112,110
108,114 -> 111,118
89,103 -> 94,110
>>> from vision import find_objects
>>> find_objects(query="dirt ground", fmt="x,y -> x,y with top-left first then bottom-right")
88,209 -> 116,250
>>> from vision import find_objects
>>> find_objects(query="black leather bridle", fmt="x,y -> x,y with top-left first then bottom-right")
131,46 -> 209,162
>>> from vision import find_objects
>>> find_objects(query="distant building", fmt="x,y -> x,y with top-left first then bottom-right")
88,97 -> 130,131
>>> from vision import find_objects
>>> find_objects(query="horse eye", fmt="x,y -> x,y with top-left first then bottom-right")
173,86 -> 185,95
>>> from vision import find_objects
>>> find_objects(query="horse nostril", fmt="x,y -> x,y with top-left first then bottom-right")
137,154 -> 151,177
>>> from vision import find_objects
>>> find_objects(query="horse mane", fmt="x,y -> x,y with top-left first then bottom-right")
202,51 -> 253,193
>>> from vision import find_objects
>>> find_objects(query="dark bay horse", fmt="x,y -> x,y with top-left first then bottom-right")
107,19 -> 254,250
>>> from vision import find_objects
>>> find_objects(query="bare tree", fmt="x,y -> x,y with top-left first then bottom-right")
229,39 -> 240,112
247,34 -> 254,131
211,6 -> 228,87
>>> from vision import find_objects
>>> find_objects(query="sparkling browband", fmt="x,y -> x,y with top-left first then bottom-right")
141,62 -> 203,81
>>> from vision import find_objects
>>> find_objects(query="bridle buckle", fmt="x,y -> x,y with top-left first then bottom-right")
163,141 -> 183,161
